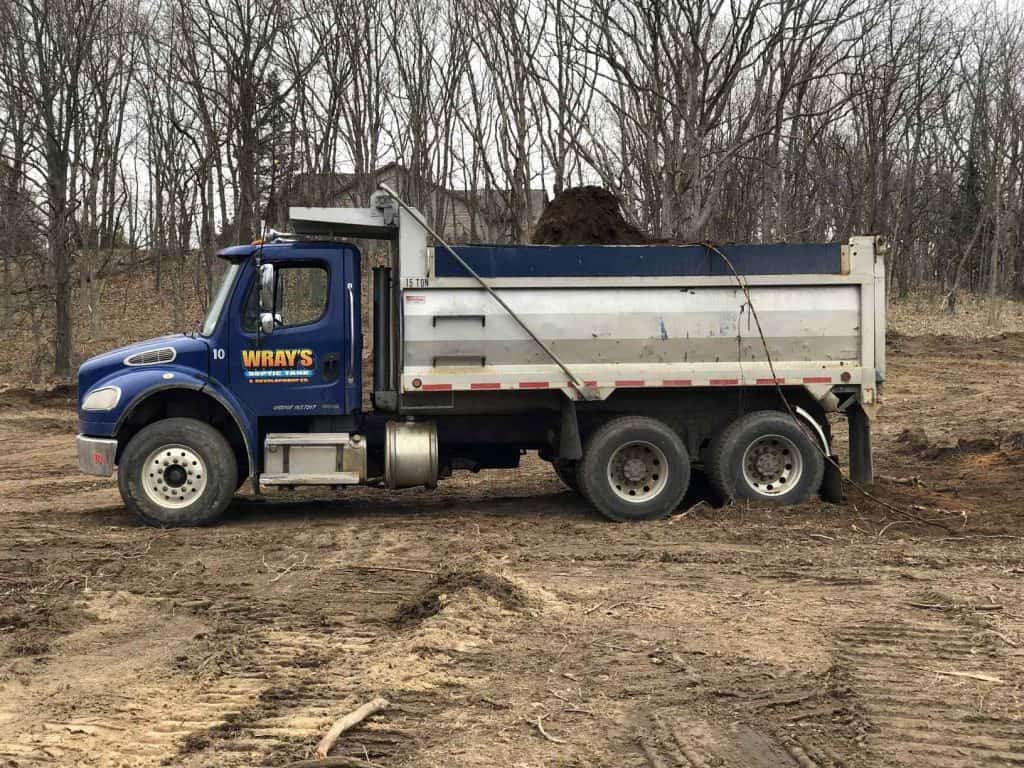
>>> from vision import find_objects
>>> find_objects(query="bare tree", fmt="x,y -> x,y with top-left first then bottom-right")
0,0 -> 112,375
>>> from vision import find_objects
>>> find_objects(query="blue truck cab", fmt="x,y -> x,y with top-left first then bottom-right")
77,240 -> 365,525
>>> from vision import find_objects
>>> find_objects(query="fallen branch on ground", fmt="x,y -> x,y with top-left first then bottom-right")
532,715 -> 566,744
118,539 -> 155,560
336,565 -> 437,576
986,629 -> 1019,647
283,758 -> 379,768
270,552 -> 310,583
906,601 -> 1002,612
670,500 -> 709,521
925,668 -> 1004,684
315,697 -> 390,759
877,475 -> 923,487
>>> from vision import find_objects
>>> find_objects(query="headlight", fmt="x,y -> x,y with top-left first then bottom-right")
82,386 -> 121,412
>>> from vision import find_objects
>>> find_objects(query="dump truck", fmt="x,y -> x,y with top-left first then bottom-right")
76,187 -> 885,526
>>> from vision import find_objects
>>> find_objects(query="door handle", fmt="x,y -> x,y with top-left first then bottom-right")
322,353 -> 340,383
346,282 -> 356,384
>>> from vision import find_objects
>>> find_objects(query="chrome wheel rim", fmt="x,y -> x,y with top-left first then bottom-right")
606,441 -> 668,503
741,434 -> 802,497
142,444 -> 207,509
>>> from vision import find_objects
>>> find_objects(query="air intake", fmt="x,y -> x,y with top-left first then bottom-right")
124,347 -> 176,366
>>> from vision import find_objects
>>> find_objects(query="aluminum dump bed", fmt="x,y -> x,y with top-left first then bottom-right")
399,237 -> 885,403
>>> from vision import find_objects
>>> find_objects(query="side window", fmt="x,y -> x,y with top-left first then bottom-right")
242,264 -> 329,331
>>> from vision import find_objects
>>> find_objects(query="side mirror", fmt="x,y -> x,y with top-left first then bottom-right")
259,311 -> 276,335
258,263 -> 275,313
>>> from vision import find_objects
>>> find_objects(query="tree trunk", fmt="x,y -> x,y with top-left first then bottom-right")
988,162 -> 1002,326
46,137 -> 73,378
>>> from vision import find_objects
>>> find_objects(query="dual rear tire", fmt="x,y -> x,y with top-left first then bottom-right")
705,410 -> 825,506
576,416 -> 691,522
571,410 -> 825,522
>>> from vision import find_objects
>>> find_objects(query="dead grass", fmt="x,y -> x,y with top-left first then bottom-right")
889,292 -> 1024,338
3,268 -> 208,385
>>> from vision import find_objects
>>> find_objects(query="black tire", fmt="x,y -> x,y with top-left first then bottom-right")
577,416 -> 690,522
118,417 -> 238,527
706,410 -> 824,506
551,459 -> 579,492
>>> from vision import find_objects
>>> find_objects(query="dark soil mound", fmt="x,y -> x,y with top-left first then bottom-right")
532,185 -> 648,245
0,384 -> 76,409
391,567 -> 528,628
888,332 -> 1024,361
897,427 -> 1004,461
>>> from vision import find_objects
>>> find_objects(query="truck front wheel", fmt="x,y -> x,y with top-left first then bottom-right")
118,418 -> 238,527
706,410 -> 824,505
578,416 -> 690,522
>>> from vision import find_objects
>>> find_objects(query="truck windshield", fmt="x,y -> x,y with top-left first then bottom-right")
200,263 -> 241,336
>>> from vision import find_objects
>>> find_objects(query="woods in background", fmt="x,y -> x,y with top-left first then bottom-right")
1,0 -> 1023,376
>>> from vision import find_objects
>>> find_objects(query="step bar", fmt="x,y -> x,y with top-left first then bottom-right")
261,432 -> 367,486
260,472 -> 360,486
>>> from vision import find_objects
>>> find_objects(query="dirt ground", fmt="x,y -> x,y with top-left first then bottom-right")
1,333 -> 1023,768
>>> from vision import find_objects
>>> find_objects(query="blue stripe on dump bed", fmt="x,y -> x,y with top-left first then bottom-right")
434,243 -> 842,278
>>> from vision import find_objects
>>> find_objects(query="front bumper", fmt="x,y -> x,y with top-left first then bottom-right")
77,435 -> 118,476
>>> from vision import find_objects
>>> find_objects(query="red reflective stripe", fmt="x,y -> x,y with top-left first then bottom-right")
756,377 -> 785,385
519,381 -> 550,389
614,379 -> 644,387
662,379 -> 692,387
583,380 -> 598,388
802,376 -> 832,384
422,383 -> 452,391
710,378 -> 739,386
470,382 -> 501,390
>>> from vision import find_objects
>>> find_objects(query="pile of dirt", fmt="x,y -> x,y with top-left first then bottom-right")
0,383 -> 77,409
532,185 -> 649,245
896,428 -> 1010,460
391,567 -> 528,628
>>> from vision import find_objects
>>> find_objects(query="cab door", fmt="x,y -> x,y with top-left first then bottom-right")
228,242 -> 361,418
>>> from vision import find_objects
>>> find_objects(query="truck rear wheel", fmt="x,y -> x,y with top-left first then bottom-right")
118,418 -> 237,527
706,410 -> 824,505
578,416 -> 690,522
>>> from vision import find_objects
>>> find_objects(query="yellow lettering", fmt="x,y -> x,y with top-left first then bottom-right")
243,348 -> 315,370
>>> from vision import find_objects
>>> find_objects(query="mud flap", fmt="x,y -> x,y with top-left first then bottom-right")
820,454 -> 845,503
847,401 -> 873,485
559,397 -> 583,460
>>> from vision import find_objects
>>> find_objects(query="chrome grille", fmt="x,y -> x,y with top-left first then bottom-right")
124,347 -> 176,366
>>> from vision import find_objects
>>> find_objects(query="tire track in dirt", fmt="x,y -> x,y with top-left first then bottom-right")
620,638 -> 870,767
0,591 -> 215,767
169,625 -> 421,767
636,710 -> 847,768
167,568 -> 531,766
836,619 -> 1024,767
